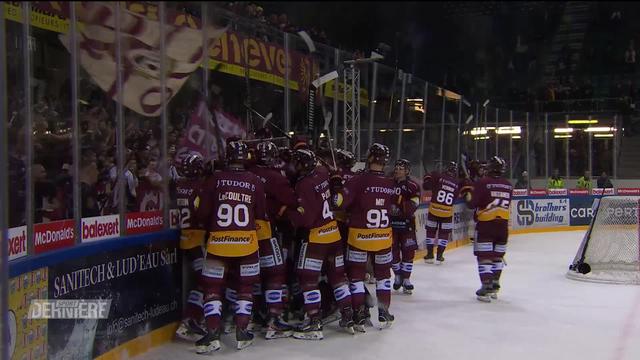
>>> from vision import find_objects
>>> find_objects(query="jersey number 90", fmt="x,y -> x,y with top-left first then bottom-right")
217,204 -> 250,227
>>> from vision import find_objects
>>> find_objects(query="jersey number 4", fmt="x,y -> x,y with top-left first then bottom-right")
217,204 -> 250,227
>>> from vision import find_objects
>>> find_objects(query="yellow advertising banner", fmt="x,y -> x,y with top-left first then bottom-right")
9,268 -> 49,360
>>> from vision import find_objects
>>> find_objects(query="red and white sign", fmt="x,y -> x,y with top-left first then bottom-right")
529,189 -> 547,196
547,188 -> 568,196
126,211 -> 164,235
617,188 -> 640,195
81,215 -> 121,242
170,209 -> 180,229
591,188 -> 616,196
8,226 -> 27,261
33,219 -> 75,254
569,189 -> 590,196
513,189 -> 528,197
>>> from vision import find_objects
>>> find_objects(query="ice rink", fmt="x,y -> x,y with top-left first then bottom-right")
135,231 -> 640,360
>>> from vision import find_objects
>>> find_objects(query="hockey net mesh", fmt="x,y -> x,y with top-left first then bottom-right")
567,196 -> 640,284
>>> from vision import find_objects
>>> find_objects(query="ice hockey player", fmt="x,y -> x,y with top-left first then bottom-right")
465,156 -> 512,302
390,159 -> 421,294
422,161 -> 463,264
285,148 -> 355,340
248,141 -> 298,339
174,154 -> 208,342
335,143 -> 399,331
195,140 -> 269,353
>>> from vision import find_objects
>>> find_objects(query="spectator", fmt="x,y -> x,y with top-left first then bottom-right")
576,170 -> 593,190
33,163 -> 56,223
597,172 -> 614,188
547,168 -> 565,189
625,40 -> 636,74
514,170 -> 530,189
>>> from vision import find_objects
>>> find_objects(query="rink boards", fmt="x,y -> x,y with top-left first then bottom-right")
6,192 -> 614,359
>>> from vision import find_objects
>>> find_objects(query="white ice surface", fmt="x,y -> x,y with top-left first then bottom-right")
134,231 -> 640,360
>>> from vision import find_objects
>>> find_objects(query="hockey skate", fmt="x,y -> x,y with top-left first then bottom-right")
436,256 -> 445,265
248,311 -> 266,333
365,273 -> 376,284
393,274 -> 402,291
377,308 -> 395,329
223,313 -> 235,334
175,318 -> 207,342
338,307 -> 355,335
424,253 -> 435,264
490,281 -> 501,300
264,314 -> 293,340
293,315 -> 323,340
195,329 -> 221,354
236,326 -> 254,350
353,307 -> 368,333
321,308 -> 341,326
402,279 -> 414,295
476,284 -> 493,303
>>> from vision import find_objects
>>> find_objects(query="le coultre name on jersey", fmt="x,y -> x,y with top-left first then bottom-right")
217,180 -> 255,203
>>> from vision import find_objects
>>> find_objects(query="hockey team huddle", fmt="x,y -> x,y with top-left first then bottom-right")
172,131 -> 513,354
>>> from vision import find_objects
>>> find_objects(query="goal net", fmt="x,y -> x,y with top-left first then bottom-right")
567,196 -> 640,284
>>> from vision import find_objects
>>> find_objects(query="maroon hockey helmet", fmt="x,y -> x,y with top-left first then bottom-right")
488,156 -> 507,177
336,149 -> 356,169
445,161 -> 458,177
367,143 -> 390,165
256,141 -> 279,166
226,140 -> 249,163
292,148 -> 317,174
179,153 -> 204,178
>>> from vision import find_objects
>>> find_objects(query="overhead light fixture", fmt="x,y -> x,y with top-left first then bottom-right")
554,128 -> 574,134
568,119 -> 598,125
594,133 -> 614,138
473,136 -> 490,140
554,134 -> 572,139
585,127 -> 615,133
319,133 -> 326,138
288,131 -> 295,136
406,98 -> 423,102
512,135 -> 521,139
402,128 -> 415,132
496,126 -> 522,135
379,129 -> 388,133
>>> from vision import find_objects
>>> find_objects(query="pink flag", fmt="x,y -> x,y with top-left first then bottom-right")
176,100 -> 247,161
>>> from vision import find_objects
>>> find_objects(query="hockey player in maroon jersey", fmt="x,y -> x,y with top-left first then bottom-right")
174,154 -> 208,342
422,161 -> 463,264
285,149 -> 355,340
195,140 -> 270,353
390,159 -> 421,295
466,156 -> 512,302
248,141 -> 297,339
335,143 -> 400,331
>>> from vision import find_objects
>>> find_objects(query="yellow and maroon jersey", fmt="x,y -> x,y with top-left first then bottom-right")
471,176 -> 513,222
339,170 -> 400,251
287,169 -> 341,244
175,178 -> 205,250
197,169 -> 269,257
391,178 -> 421,230
249,164 -> 297,222
423,172 -> 462,218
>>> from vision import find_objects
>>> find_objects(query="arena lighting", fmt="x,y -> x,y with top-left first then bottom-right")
594,133 -> 614,138
554,134 -> 572,139
379,129 -> 388,133
288,131 -> 295,136
473,136 -> 490,140
406,98 -> 423,102
568,119 -> 598,125
319,133 -> 326,138
512,135 -> 522,139
553,128 -> 574,133
584,126 -> 616,132
402,129 -> 415,132
496,126 -> 522,135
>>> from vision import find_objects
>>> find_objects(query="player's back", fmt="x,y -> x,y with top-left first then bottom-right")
473,176 -> 513,224
294,169 -> 341,244
343,170 -> 399,251
199,169 -> 265,257
425,172 -> 461,218
175,178 -> 202,229
249,164 -> 295,221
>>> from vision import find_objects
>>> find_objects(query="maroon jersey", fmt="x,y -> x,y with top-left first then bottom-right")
249,165 -> 297,221
471,176 -> 513,223
391,178 -> 420,230
287,169 -> 340,244
197,169 -> 269,257
423,172 -> 462,218
176,178 -> 204,249
340,170 -> 400,251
